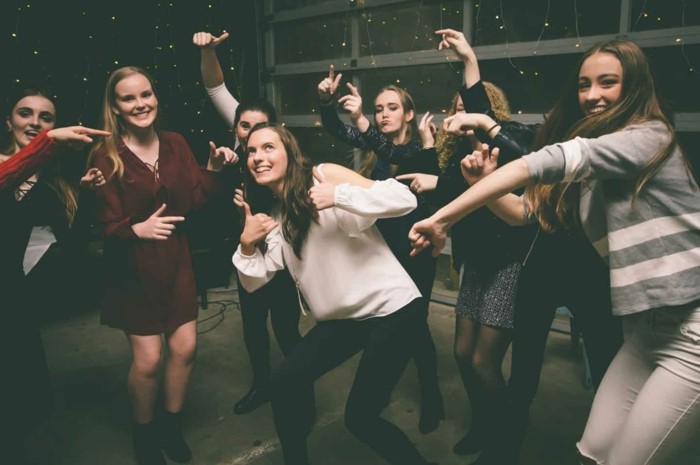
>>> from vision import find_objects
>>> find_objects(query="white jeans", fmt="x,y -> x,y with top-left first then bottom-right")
577,302 -> 700,465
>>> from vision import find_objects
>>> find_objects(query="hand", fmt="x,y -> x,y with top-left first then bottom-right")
192,31 -> 229,49
435,28 -> 476,62
395,173 -> 438,194
308,166 -> 336,211
317,64 -> 343,103
207,141 -> 238,172
337,82 -> 363,123
409,216 -> 447,257
234,189 -> 278,253
461,143 -> 499,185
80,167 -> 106,189
46,126 -> 111,150
418,112 -> 437,148
131,204 -> 185,240
442,113 -> 491,138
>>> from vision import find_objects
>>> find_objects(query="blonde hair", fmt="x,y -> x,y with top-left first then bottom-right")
435,81 -> 511,170
358,85 -> 418,177
89,66 -> 160,180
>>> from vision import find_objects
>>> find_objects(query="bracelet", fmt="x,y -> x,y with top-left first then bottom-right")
486,122 -> 500,135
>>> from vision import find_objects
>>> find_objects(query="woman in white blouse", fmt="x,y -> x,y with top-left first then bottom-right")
233,123 -> 436,465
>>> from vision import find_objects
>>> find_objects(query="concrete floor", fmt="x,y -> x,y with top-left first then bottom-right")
28,284 -> 594,465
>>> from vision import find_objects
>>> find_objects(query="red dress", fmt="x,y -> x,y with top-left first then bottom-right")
92,131 -> 220,335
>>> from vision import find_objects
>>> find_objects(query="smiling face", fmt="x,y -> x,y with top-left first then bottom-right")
578,52 -> 623,116
111,73 -> 158,130
236,110 -> 269,149
6,95 -> 56,152
246,127 -> 288,195
374,90 -> 414,139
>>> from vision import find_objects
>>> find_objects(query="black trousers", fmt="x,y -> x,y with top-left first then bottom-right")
503,231 -> 623,460
271,299 -> 430,465
400,250 -> 439,392
236,269 -> 302,386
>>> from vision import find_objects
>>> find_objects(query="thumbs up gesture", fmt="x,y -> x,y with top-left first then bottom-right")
131,203 -> 185,240
234,189 -> 278,254
192,31 -> 229,49
308,166 -> 335,211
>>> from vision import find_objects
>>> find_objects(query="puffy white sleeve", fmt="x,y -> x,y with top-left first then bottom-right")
332,178 -> 417,234
206,82 -> 240,145
232,226 -> 285,292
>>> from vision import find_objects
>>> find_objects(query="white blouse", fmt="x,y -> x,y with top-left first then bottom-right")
233,173 -> 421,321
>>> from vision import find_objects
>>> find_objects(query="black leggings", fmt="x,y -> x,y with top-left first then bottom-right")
237,269 -> 302,386
400,251 -> 439,392
505,231 -> 623,458
271,299 -> 431,465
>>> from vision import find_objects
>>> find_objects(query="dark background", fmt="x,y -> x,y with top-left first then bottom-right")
0,1 -> 264,310
0,0 -> 262,159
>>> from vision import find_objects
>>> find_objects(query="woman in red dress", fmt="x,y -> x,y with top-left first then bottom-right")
90,66 -> 236,465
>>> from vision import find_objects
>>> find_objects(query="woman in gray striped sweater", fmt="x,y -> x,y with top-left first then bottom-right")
410,39 -> 700,465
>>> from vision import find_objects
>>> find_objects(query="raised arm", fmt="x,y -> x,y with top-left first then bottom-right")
193,31 -> 228,88
193,31 -> 239,129
436,28 -> 480,88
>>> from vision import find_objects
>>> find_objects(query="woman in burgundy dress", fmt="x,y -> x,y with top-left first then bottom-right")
90,66 -> 236,465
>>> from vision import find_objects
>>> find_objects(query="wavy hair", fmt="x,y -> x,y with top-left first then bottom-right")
435,81 -> 511,170
244,123 -> 318,258
88,66 -> 160,181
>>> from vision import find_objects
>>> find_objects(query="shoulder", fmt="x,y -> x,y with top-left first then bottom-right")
621,120 -> 670,138
316,163 -> 374,188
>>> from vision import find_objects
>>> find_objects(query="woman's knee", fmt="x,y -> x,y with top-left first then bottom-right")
471,352 -> 501,385
132,350 -> 162,377
453,343 -> 474,368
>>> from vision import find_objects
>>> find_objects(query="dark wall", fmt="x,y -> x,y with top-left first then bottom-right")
0,0 -> 262,160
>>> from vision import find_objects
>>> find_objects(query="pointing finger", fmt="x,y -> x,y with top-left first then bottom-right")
346,82 -> 360,97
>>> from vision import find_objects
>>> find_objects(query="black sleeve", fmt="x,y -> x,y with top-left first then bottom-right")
319,102 -> 366,149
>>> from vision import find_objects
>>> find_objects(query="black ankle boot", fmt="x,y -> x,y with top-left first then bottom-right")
160,411 -> 191,463
233,385 -> 270,415
418,386 -> 445,434
132,422 -> 166,465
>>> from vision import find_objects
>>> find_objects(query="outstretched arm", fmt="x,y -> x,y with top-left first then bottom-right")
0,127 -> 110,194
409,158 -> 531,256
309,163 -> 416,219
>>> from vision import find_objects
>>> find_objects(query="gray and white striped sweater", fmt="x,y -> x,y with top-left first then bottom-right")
524,121 -> 700,316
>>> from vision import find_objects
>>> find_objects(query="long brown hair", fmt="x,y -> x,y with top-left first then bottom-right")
2,88 -> 78,224
244,123 -> 318,258
358,85 -> 419,177
435,81 -> 511,170
525,39 -> 685,232
88,66 -> 160,181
